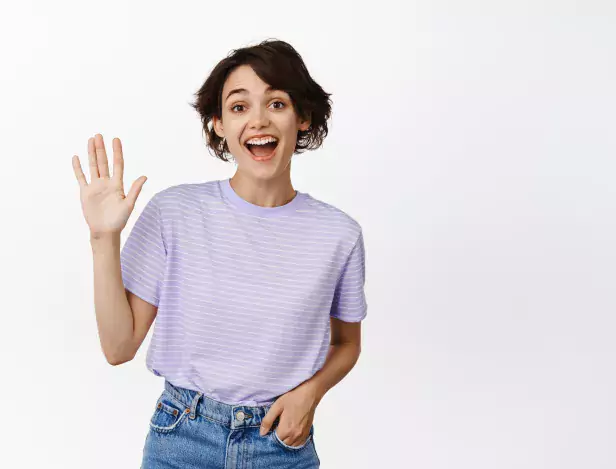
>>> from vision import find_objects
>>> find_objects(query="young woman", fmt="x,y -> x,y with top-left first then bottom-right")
72,39 -> 367,469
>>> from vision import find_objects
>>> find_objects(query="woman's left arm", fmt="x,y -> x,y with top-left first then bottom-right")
259,318 -> 362,444
305,317 -> 362,402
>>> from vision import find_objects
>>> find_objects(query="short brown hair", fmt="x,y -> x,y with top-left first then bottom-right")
189,39 -> 333,162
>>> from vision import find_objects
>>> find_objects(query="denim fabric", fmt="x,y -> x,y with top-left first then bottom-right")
141,380 -> 320,468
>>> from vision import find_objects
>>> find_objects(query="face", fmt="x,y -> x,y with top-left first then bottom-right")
213,65 -> 310,180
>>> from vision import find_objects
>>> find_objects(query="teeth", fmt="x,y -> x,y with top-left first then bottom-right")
246,136 -> 278,145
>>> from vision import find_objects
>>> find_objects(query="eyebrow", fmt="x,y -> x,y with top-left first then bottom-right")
224,85 -> 279,103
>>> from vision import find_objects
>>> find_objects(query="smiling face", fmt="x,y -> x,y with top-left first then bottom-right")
213,65 -> 311,180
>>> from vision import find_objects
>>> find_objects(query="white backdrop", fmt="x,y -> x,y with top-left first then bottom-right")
1,1 -> 614,468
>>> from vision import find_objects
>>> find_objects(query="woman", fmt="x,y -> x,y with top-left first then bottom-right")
72,39 -> 367,469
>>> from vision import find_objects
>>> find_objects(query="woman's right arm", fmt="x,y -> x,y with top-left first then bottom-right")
73,134 -> 155,365
90,233 -> 157,365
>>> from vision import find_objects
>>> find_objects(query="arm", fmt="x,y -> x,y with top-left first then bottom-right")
259,317 -> 362,440
259,229 -> 367,440
306,229 -> 368,402
90,233 -> 157,365
304,317 -> 362,404
73,133 -> 154,366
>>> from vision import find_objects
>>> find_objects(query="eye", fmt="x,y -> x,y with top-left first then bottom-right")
271,100 -> 285,110
231,104 -> 245,113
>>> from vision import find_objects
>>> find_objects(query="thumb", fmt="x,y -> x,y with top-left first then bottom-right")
260,401 -> 283,436
126,176 -> 147,207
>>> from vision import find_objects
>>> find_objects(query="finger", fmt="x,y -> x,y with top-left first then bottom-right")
72,155 -> 88,187
280,427 -> 307,447
286,439 -> 302,447
111,137 -> 124,189
88,137 -> 99,179
125,176 -> 147,207
260,403 -> 282,435
94,133 -> 110,178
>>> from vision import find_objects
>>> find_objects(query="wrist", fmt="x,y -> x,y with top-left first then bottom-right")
90,231 -> 120,242
305,375 -> 327,404
90,231 -> 121,250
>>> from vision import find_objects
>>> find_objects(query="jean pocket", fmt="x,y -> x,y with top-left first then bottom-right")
271,424 -> 314,451
149,390 -> 189,434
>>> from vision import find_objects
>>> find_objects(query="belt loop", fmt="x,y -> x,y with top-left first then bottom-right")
189,392 -> 203,420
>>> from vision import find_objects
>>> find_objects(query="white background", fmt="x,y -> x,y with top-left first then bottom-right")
1,1 -> 614,468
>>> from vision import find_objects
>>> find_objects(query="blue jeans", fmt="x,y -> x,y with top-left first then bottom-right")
141,380 -> 320,468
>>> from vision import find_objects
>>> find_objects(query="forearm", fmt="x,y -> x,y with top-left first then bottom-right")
306,342 -> 361,404
90,232 -> 135,364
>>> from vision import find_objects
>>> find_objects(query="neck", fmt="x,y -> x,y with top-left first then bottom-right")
229,170 -> 297,208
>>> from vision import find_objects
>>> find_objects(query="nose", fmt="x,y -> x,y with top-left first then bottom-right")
248,105 -> 270,129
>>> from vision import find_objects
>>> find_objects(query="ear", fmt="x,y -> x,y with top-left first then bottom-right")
298,115 -> 311,132
212,115 -> 225,138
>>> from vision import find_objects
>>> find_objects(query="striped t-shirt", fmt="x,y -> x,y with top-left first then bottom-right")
120,178 -> 367,406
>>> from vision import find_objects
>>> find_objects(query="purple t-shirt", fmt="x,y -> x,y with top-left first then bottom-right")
120,178 -> 367,406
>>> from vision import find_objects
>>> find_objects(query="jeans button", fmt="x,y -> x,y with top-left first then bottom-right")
236,411 -> 245,422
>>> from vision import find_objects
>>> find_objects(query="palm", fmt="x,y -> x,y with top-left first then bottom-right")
81,177 -> 132,235
72,134 -> 147,238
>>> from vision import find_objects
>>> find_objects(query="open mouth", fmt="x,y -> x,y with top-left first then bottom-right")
244,139 -> 279,159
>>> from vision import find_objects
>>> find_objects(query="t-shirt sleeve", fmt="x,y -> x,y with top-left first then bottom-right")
120,194 -> 167,307
330,229 -> 368,322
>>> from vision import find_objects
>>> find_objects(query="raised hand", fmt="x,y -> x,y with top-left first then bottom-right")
72,134 -> 147,239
